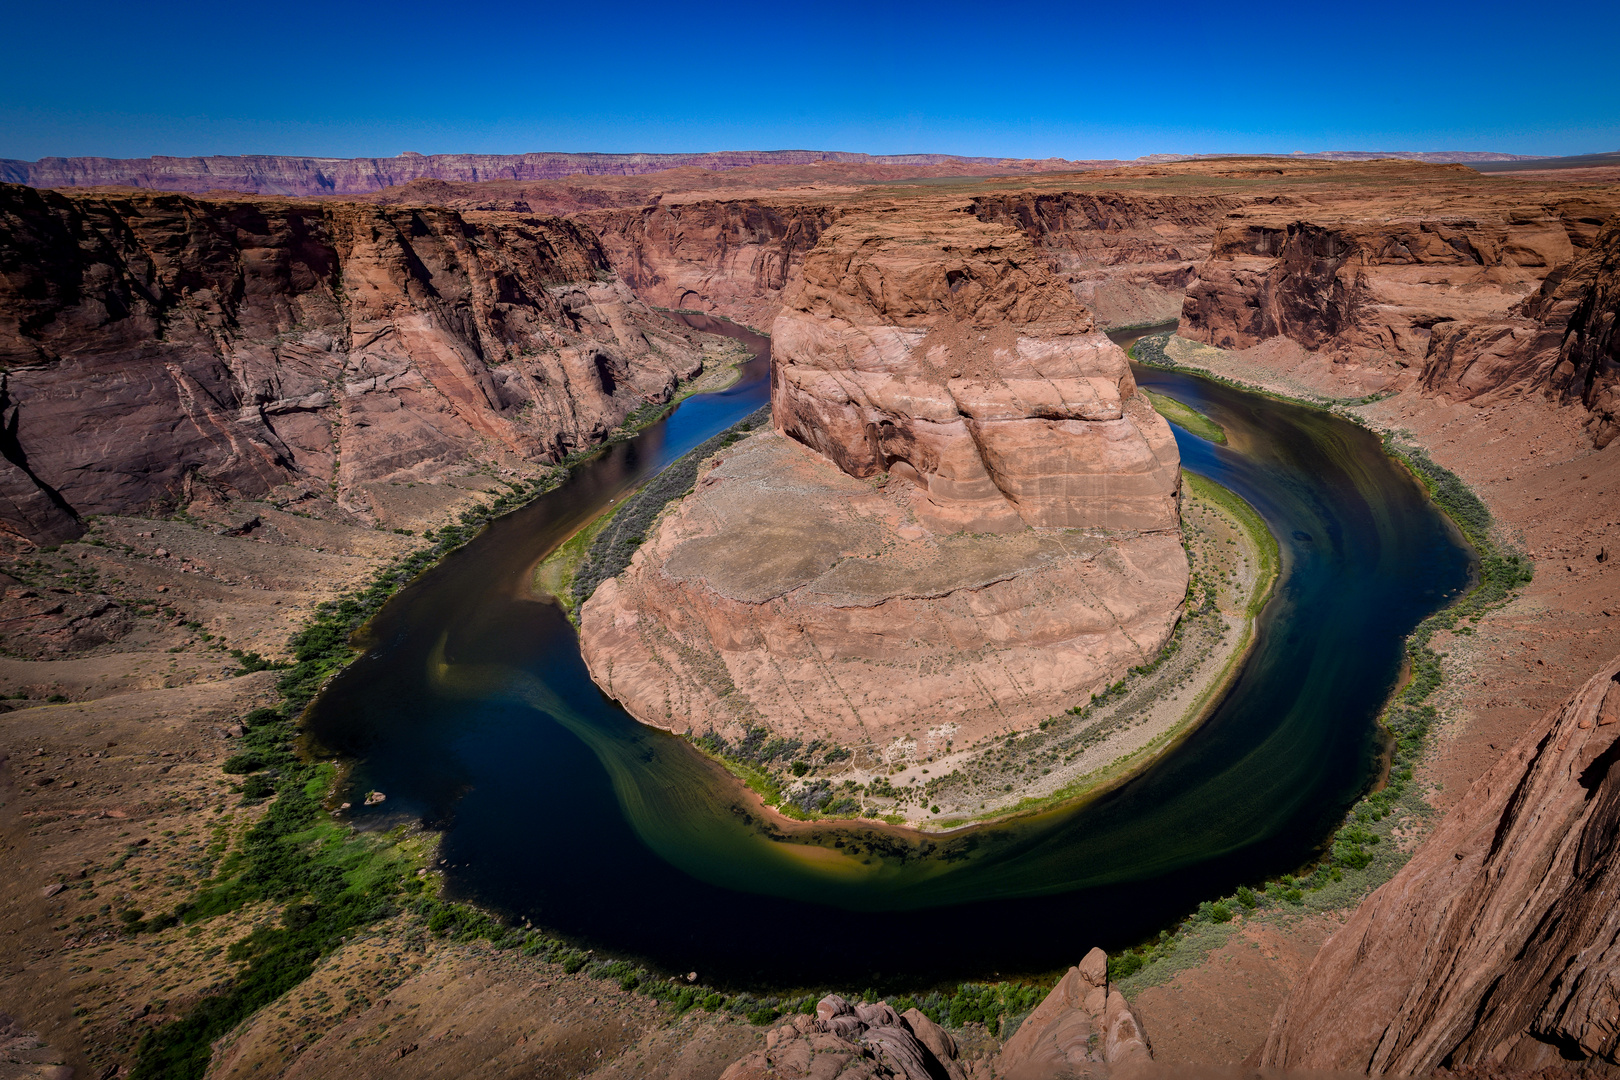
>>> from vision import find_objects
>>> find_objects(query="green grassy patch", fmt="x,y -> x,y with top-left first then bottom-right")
571,406 -> 770,614
1183,472 -> 1279,618
533,505 -> 619,616
1142,388 -> 1227,444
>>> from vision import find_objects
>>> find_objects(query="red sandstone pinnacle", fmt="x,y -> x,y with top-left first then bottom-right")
996,946 -> 1153,1077
1262,652 -> 1620,1074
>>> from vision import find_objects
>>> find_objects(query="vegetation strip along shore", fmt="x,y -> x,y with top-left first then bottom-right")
1111,333 -> 1533,993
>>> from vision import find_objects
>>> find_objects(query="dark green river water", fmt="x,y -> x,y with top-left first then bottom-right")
306,319 -> 1472,990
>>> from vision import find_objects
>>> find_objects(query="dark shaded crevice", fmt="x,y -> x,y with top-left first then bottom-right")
0,373 -> 83,537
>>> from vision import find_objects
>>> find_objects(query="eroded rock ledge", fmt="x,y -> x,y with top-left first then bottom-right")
580,215 -> 1185,753
1262,652 -> 1620,1074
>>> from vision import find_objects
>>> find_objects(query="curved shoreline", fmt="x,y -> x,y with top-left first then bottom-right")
667,467 -> 1281,841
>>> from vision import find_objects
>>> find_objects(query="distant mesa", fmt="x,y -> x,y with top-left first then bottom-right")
0,146 -> 1567,197
0,149 -> 1116,197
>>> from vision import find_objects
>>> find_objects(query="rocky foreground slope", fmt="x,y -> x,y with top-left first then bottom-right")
580,213 -> 1184,751
1262,654 -> 1620,1074
0,182 -> 724,545
722,950 -> 1154,1080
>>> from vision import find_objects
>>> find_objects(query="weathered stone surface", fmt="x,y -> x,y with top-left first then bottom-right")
971,191 -> 1235,330
0,183 -> 711,542
582,190 -> 1233,339
720,995 -> 969,1080
580,433 -> 1186,749
1180,194 -> 1620,443
995,947 -> 1155,1079
1263,653 -> 1620,1074
582,201 -> 840,331
772,215 -> 1181,534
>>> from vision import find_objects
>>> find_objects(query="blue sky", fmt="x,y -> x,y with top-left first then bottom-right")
3,0 -> 1616,161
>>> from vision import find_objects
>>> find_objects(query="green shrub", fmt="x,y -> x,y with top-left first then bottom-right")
572,406 -> 769,611
239,775 -> 276,802
220,753 -> 264,775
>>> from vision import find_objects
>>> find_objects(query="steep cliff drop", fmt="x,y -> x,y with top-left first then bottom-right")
1179,193 -> 1620,442
578,213 -> 1185,757
0,182 -> 726,545
1263,653 -> 1620,1074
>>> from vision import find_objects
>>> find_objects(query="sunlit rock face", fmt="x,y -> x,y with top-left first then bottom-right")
1263,654 -> 1620,1075
770,215 -> 1181,535
579,214 -> 1187,751
0,183 -> 711,543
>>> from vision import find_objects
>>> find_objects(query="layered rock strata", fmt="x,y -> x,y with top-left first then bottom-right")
1262,653 -> 1620,1074
0,183 -> 714,544
0,151 -> 1108,198
581,201 -> 841,330
972,192 -> 1235,330
580,216 -> 1184,750
771,217 -> 1181,535
1180,196 -> 1620,442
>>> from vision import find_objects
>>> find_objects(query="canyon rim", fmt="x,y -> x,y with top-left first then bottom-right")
0,141 -> 1617,1080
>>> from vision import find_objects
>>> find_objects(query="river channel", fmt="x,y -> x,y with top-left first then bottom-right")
305,318 -> 1472,990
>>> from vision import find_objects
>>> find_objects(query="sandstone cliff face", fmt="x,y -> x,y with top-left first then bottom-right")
772,215 -> 1181,534
1262,653 -> 1620,1074
0,183 -> 709,543
580,201 -> 841,331
1535,219 -> 1620,447
1180,197 -> 1620,438
579,215 -> 1185,750
972,192 -> 1235,330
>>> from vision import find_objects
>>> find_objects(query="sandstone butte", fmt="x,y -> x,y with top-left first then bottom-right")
579,213 -> 1185,752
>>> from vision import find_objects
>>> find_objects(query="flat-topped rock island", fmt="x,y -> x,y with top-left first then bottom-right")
579,214 -> 1188,754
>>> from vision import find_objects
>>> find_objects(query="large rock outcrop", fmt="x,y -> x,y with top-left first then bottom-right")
1179,194 -> 1620,441
720,996 -> 971,1080
718,958 -> 1155,1080
0,182 -> 714,543
1262,653 -> 1620,1074
580,215 -> 1184,751
994,947 -> 1153,1078
772,215 -> 1181,535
